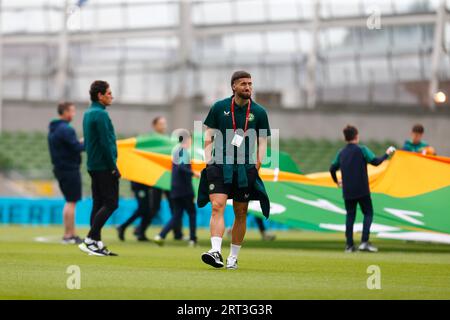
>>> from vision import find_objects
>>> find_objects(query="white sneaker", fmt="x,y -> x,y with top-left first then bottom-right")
188,240 -> 197,247
226,256 -> 238,270
358,242 -> 378,252
153,235 -> 164,246
262,232 -> 276,241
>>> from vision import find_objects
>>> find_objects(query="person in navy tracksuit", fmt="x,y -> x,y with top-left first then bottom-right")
330,125 -> 396,253
48,102 -> 85,244
117,117 -> 181,242
154,130 -> 199,246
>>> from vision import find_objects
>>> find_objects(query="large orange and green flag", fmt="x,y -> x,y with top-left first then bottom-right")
117,133 -> 450,244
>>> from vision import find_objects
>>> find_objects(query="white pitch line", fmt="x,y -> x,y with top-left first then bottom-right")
33,235 -> 62,243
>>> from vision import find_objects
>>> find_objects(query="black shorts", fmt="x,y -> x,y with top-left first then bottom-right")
53,169 -> 82,202
205,165 -> 258,202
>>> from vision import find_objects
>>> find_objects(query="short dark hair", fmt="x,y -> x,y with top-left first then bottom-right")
231,71 -> 252,89
152,116 -> 164,127
89,80 -> 109,102
57,102 -> 74,115
343,125 -> 358,142
412,124 -> 424,134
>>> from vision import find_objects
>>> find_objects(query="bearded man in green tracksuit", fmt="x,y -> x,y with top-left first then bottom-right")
198,71 -> 271,270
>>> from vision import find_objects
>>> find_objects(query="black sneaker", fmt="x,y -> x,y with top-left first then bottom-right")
345,245 -> 356,253
201,251 -> 224,268
100,246 -> 119,257
117,226 -> 125,241
136,235 -> 150,242
72,236 -> 83,244
78,240 -> 107,257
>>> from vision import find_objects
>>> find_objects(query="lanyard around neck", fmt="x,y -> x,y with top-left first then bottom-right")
231,97 -> 251,133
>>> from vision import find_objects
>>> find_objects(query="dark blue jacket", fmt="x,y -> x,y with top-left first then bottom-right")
329,143 -> 388,200
171,146 -> 194,199
48,119 -> 84,171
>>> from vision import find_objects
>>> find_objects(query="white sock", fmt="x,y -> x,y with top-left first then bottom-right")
84,237 -> 94,244
230,244 -> 241,258
210,237 -> 222,253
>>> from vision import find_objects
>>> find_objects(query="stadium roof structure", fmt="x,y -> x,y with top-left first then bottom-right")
1,0 -> 450,130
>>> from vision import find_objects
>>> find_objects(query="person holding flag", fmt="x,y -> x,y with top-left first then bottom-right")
330,125 -> 396,253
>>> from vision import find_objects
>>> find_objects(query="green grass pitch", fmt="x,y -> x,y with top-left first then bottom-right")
1,226 -> 450,299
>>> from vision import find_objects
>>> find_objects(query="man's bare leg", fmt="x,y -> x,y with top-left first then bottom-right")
231,201 -> 248,245
228,201 -> 248,264
63,202 -> 76,238
201,193 -> 228,268
209,193 -> 228,252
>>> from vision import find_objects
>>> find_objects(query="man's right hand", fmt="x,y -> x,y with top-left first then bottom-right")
337,180 -> 343,188
386,146 -> 396,155
112,169 -> 121,179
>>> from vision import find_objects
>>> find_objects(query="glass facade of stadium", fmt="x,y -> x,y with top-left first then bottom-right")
1,0 -> 450,112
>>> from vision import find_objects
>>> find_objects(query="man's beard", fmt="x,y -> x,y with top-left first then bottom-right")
236,91 -> 251,100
